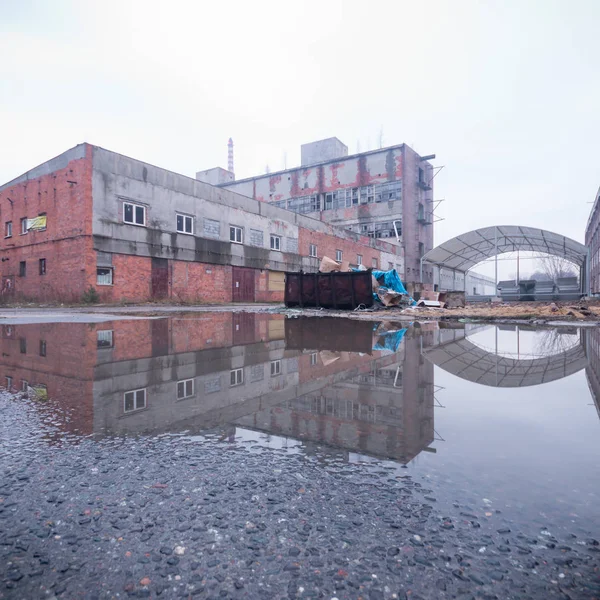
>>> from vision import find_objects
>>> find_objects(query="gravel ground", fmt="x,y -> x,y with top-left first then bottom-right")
1,393 -> 599,600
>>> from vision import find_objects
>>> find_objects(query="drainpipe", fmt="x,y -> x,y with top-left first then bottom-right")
420,257 -> 423,283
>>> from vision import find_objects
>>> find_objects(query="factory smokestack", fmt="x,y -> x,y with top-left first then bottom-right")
228,138 -> 234,179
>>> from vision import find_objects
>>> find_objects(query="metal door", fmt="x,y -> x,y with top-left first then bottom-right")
151,258 -> 169,299
232,267 -> 255,303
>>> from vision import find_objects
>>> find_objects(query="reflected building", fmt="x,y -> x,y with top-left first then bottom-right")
0,315 -> 436,464
584,327 -> 600,419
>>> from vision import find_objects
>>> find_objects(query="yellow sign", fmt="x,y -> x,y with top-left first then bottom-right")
27,216 -> 47,231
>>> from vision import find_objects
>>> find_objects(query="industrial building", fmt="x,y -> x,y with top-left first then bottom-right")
586,186 -> 600,295
0,144 -> 403,304
206,137 -> 437,285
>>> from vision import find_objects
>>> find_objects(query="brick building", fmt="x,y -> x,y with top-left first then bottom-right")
0,144 -> 403,304
209,138 -> 436,284
585,186 -> 600,294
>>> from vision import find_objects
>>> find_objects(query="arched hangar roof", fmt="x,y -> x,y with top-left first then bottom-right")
422,225 -> 588,272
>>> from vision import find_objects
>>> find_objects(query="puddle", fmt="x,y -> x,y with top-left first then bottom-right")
2,314 -> 599,526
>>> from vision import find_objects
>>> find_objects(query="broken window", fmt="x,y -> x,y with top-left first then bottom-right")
39,340 -> 46,357
229,225 -> 243,244
287,195 -> 320,214
123,202 -> 146,226
39,258 -> 46,276
124,388 -> 146,413
19,338 -> 26,354
336,249 -> 343,262
270,235 -> 281,251
176,214 -> 193,235
20,218 -> 28,235
230,368 -> 244,387
6,376 -> 12,389
270,360 -> 281,376
177,379 -> 194,400
309,243 -> 317,258
97,330 -> 113,348
97,268 -> 113,286
5,221 -> 11,238
19,261 -> 26,277
310,352 -> 318,366
21,380 -> 28,392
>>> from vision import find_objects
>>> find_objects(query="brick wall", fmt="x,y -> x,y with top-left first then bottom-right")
0,147 -> 95,303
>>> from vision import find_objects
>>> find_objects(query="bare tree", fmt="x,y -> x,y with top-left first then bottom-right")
535,256 -> 578,281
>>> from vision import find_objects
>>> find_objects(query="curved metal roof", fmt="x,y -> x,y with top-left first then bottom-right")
424,333 -> 587,388
423,225 -> 588,272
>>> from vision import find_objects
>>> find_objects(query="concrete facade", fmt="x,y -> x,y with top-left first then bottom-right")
585,186 -> 600,294
0,144 -> 403,303
216,141 -> 435,284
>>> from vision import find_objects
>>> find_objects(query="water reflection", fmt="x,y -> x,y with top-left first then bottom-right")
1,315 -> 598,465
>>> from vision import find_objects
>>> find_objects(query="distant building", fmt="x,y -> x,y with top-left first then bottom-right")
210,138 -> 436,284
585,186 -> 600,294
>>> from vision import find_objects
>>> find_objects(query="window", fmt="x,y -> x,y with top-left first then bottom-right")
39,340 -> 46,357
230,368 -> 244,386
39,259 -> 46,276
270,235 -> 281,251
388,262 -> 394,270
177,379 -> 194,399
5,222 -> 12,238
357,255 -> 363,266
124,388 -> 146,413
419,242 -> 425,257
372,258 -> 378,269
270,360 -> 281,376
97,330 -> 113,348
287,195 -> 320,214
176,214 -> 194,235
336,250 -> 343,262
229,226 -> 243,244
97,268 -> 113,286
20,218 -> 28,235
123,202 -> 146,226
310,352 -> 318,366
309,244 -> 317,258
6,376 -> 12,389
21,380 -> 28,392
19,261 -> 26,277
19,338 -> 26,354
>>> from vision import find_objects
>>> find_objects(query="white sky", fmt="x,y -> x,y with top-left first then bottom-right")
1,0 -> 599,278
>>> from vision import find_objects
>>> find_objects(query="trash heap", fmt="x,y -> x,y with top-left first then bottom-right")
318,256 -> 415,309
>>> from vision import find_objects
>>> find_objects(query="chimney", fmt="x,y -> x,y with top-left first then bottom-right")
228,138 -> 235,179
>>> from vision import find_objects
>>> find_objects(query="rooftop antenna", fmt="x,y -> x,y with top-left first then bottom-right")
228,138 -> 234,179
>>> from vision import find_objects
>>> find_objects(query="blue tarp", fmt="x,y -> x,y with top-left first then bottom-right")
372,269 -> 409,295
372,327 -> 408,353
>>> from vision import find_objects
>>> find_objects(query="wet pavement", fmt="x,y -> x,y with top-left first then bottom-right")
1,314 -> 599,599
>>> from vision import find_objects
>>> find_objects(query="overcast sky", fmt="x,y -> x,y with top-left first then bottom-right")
1,0 -> 598,277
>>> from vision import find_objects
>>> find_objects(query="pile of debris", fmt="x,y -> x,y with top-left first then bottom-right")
319,256 -> 414,309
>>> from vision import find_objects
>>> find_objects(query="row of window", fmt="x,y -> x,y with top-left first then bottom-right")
17,259 -> 46,277
15,338 -> 46,356
4,215 -> 47,238
271,182 -> 403,215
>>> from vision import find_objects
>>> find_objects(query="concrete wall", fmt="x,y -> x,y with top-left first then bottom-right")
585,187 -> 600,294
301,137 -> 348,166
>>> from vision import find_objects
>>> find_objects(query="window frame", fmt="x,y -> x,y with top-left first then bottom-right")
270,359 -> 282,377
21,379 -> 28,392
230,368 -> 244,387
5,376 -> 12,389
372,258 -> 378,269
97,330 -> 114,348
97,267 -> 113,286
335,250 -> 343,262
177,378 -> 195,400
309,243 -> 318,258
19,261 -> 26,277
176,213 -> 194,235
123,388 -> 147,413
123,202 -> 146,227
229,225 -> 243,244
20,217 -> 28,235
5,221 -> 12,238
39,340 -> 47,357
357,254 -> 363,266
270,234 -> 281,251
39,258 -> 46,276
